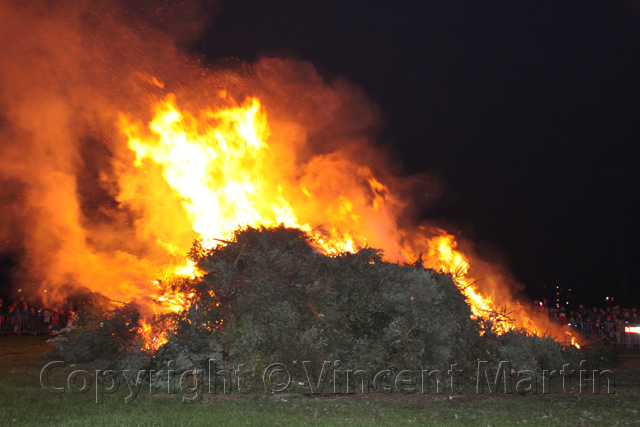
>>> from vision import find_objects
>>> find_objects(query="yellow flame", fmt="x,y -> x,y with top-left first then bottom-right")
138,319 -> 167,352
120,95 -> 364,257
427,233 -> 514,334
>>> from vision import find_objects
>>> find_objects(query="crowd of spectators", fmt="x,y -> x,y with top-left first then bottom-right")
2,294 -> 637,342
0,297 -> 76,335
535,299 -> 640,344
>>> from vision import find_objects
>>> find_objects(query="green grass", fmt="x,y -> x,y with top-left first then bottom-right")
1,336 -> 639,426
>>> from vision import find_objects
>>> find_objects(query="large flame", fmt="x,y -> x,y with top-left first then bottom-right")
0,2 -> 579,351
118,93 -> 402,269
117,92 -> 580,348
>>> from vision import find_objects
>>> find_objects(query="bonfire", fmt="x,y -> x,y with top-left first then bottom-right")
2,1 -> 582,378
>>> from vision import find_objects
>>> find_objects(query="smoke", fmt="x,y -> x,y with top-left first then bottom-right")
0,0 -> 212,301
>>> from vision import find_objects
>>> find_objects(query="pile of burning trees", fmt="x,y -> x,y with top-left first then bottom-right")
49,227 -> 581,390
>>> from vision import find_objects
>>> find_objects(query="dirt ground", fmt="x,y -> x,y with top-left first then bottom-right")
619,348 -> 640,370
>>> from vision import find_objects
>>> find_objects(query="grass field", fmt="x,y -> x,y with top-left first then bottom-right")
1,336 -> 639,426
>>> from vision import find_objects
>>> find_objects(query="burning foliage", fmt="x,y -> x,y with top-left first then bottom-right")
50,227 -> 580,389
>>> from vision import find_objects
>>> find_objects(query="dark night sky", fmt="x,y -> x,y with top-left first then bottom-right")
194,0 -> 640,305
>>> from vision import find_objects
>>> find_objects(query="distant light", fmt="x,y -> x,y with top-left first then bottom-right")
625,326 -> 640,334
43,290 -> 47,293
18,289 -> 21,293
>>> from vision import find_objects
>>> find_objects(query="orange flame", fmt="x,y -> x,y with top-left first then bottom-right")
117,92 -> 581,349
422,231 -> 581,345
138,318 -> 167,352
